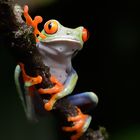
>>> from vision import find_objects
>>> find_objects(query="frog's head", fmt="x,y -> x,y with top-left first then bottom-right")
38,19 -> 89,55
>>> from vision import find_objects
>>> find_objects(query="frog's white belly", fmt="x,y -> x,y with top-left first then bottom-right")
50,67 -> 68,84
41,55 -> 70,84
38,42 -> 75,84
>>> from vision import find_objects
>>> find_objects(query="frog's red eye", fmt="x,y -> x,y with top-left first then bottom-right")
44,20 -> 58,34
82,28 -> 89,42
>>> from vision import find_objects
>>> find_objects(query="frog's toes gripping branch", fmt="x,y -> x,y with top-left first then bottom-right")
20,63 -> 64,111
63,108 -> 92,140
20,63 -> 42,86
38,75 -> 64,95
38,75 -> 64,111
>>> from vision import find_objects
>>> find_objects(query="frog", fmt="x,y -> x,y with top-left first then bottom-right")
14,5 -> 98,140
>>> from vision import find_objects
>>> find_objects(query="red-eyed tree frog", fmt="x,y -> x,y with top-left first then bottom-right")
14,5 -> 98,140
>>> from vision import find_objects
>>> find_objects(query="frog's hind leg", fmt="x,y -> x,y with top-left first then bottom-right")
63,107 -> 92,140
63,92 -> 98,140
66,92 -> 98,112
14,65 -> 38,122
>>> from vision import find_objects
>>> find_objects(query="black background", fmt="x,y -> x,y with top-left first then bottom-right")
0,0 -> 140,140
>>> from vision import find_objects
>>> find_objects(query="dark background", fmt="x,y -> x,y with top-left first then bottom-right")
0,0 -> 140,139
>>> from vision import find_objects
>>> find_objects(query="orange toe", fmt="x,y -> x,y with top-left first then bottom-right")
44,102 -> 52,111
44,94 -> 57,111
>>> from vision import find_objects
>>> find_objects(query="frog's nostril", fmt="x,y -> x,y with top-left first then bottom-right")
82,28 -> 89,42
66,31 -> 71,35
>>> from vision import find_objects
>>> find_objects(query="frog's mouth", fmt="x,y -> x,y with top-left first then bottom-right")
38,38 -> 83,57
40,37 -> 83,49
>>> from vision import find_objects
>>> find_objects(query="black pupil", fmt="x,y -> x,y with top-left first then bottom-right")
48,22 -> 52,30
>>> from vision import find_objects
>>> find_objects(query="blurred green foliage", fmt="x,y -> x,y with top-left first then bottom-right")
111,125 -> 140,140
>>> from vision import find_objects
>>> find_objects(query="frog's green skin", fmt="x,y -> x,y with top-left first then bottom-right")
14,19 -> 98,134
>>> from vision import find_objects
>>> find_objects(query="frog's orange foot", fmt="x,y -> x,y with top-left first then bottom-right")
19,63 -> 42,86
63,108 -> 92,140
38,75 -> 64,94
24,5 -> 46,42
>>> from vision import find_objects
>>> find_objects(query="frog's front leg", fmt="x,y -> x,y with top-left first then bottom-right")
38,75 -> 64,94
20,63 -> 63,95
39,68 -> 78,111
19,63 -> 42,87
